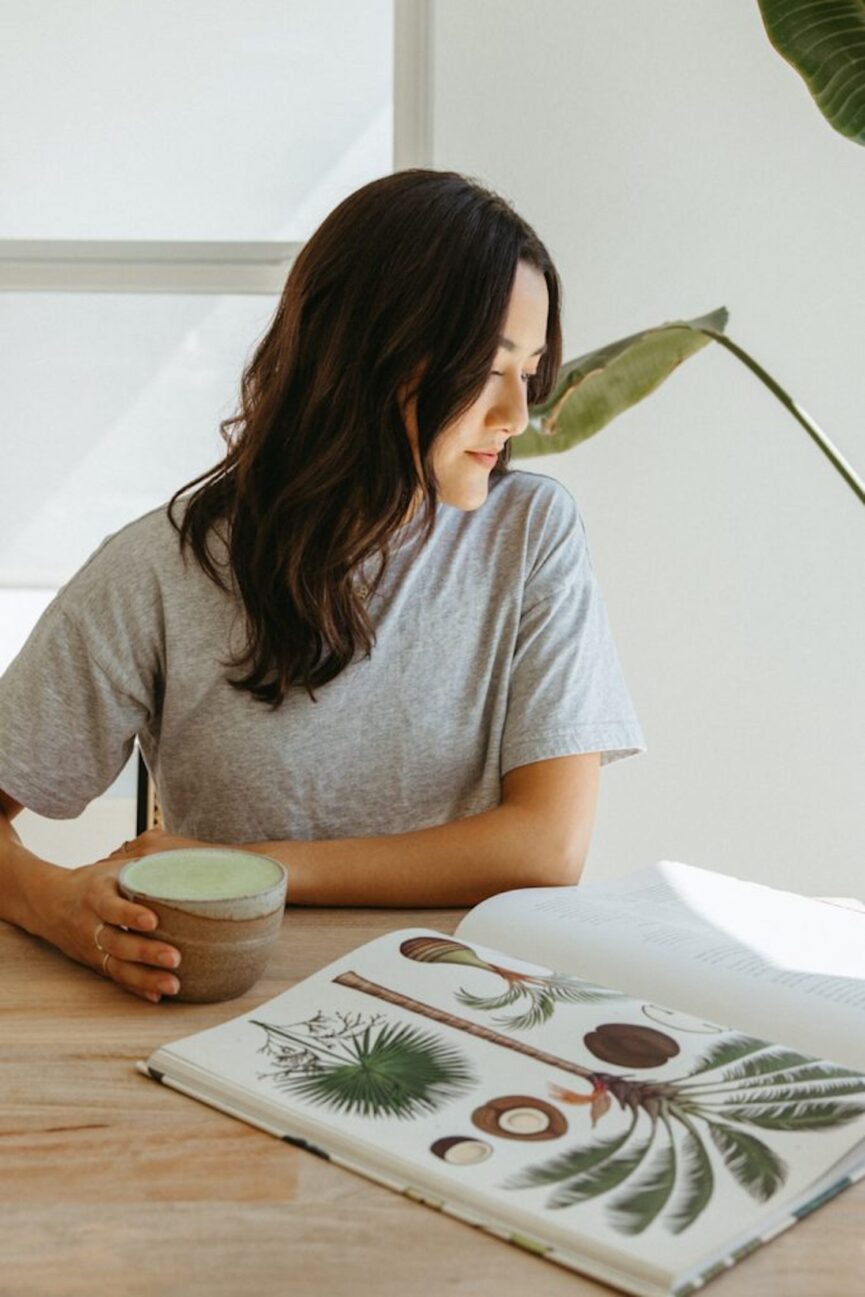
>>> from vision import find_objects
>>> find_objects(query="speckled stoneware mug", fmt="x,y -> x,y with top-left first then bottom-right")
118,848 -> 288,1003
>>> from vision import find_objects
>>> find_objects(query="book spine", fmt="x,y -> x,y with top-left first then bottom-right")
671,1167 -> 865,1297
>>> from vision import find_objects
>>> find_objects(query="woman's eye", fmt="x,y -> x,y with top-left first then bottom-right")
490,370 -> 535,383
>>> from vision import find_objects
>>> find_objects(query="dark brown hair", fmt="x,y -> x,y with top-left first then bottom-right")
168,168 -> 562,705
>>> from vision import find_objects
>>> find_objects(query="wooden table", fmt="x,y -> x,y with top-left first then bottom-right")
2,907 -> 862,1297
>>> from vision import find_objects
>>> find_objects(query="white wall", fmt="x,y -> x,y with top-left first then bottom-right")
431,0 -> 865,896
2,0 -> 392,866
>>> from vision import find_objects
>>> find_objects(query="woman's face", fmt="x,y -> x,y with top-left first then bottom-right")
402,259 -> 550,515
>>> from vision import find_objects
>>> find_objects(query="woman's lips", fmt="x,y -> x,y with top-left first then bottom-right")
467,451 -> 498,467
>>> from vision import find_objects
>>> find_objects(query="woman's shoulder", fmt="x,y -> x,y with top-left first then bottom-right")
487,466 -> 580,535
54,499 -> 211,613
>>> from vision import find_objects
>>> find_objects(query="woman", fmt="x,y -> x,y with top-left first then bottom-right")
0,168 -> 645,1003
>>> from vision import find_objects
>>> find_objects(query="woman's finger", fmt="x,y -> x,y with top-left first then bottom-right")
89,869 -> 159,933
85,871 -> 182,1002
95,923 -> 182,1001
94,920 -> 181,973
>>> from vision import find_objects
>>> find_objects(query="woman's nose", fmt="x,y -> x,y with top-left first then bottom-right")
490,374 -> 530,437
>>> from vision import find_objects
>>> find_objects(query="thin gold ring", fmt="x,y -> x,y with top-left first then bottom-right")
102,950 -> 112,977
94,921 -> 108,952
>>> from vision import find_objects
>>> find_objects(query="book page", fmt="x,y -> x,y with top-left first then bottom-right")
146,925 -> 865,1296
455,861 -> 865,1070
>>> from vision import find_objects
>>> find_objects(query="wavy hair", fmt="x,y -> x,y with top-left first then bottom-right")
168,168 -> 562,705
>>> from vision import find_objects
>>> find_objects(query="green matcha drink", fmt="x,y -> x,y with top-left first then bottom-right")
120,849 -> 284,901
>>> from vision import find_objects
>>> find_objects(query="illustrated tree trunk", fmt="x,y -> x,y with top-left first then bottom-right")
333,970 -> 596,1081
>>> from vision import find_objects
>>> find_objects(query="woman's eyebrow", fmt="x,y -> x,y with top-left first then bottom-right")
498,335 -> 547,356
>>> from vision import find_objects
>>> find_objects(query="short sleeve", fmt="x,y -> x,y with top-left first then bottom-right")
0,534 -> 162,819
500,489 -> 646,774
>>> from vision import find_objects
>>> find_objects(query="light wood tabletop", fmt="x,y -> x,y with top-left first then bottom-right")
1,906 -> 861,1297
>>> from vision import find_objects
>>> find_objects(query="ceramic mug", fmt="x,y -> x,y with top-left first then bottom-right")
118,847 -> 288,1003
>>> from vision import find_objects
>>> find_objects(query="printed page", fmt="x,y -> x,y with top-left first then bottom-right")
456,861 -> 865,1070
146,926 -> 865,1295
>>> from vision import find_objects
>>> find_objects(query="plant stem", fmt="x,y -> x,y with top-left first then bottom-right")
700,328 -> 865,506
252,1020 -> 356,1068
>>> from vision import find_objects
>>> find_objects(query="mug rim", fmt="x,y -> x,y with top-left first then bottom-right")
117,847 -> 288,904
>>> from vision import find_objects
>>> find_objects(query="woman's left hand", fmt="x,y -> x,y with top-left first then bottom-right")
108,828 -> 229,860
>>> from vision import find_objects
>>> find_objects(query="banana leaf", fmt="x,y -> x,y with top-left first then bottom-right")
513,307 -> 728,458
758,0 -> 865,145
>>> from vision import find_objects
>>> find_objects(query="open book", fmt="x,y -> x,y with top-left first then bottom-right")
139,860 -> 865,1297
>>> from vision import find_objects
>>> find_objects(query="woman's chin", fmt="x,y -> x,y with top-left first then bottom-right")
438,479 -> 491,512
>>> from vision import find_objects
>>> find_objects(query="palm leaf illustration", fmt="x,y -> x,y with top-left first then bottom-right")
254,1014 -> 475,1118
682,1059 -> 865,1095
707,1079 -> 865,1107
718,1100 -> 865,1131
507,1112 -> 640,1189
505,1035 -> 864,1232
664,1113 -> 714,1234
452,984 -> 525,1013
683,1033 -> 768,1076
607,1114 -> 678,1234
706,1045 -> 822,1084
400,936 -> 624,1030
705,1121 -> 787,1201
547,1123 -> 659,1210
492,989 -> 560,1032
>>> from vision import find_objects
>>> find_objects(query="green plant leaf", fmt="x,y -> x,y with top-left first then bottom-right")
704,1078 -> 865,1107
506,1112 -> 638,1189
722,1100 -> 865,1132
608,1117 -> 678,1234
680,1033 -> 770,1081
544,974 -> 630,1005
512,307 -> 728,459
757,0 -> 865,146
272,1019 -> 475,1118
706,1121 -> 788,1202
493,989 -> 558,1031
666,1115 -> 715,1234
682,1060 -> 865,1096
719,1047 -> 821,1084
547,1124 -> 658,1210
454,985 -> 524,1012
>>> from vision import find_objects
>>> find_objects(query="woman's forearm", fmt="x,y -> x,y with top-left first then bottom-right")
244,802 -> 577,908
0,812 -> 65,939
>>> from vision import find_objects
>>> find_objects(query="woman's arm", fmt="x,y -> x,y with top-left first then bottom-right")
261,752 -> 600,906
127,753 -> 601,908
0,787 -> 183,1003
0,788 -> 61,936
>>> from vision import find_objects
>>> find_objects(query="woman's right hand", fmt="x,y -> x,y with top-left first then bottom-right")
45,857 -> 182,1003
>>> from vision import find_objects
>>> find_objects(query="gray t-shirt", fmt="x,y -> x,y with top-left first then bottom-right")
0,469 -> 645,842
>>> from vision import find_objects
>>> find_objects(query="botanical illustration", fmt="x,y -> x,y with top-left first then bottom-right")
328,971 -> 865,1234
431,1135 -> 493,1164
508,1034 -> 865,1235
582,1022 -> 680,1068
252,1008 -> 475,1118
400,936 -> 626,1029
472,1094 -> 568,1141
250,965 -> 865,1240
